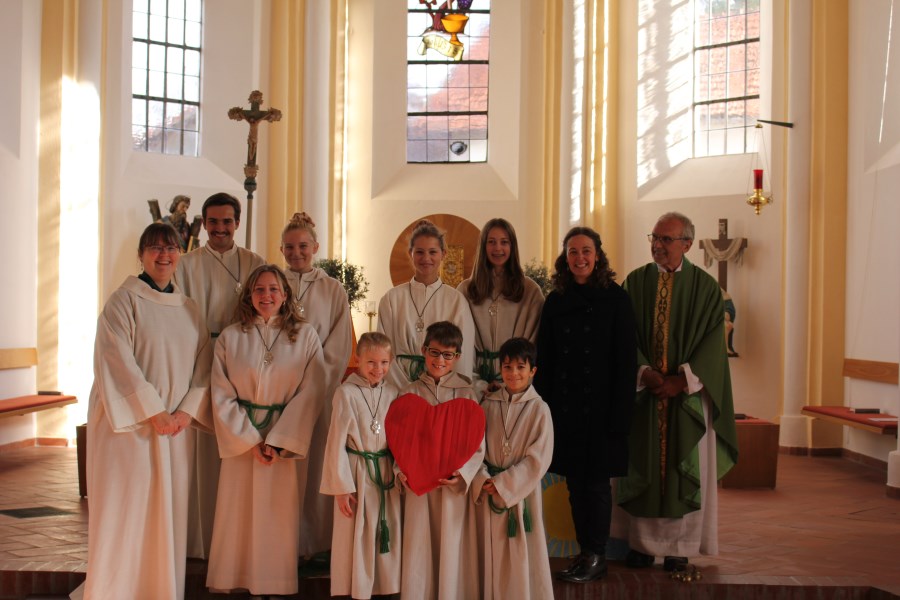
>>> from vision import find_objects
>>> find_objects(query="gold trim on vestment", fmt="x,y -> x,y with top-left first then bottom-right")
652,272 -> 674,495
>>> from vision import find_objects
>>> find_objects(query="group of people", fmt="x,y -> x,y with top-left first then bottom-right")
77,191 -> 737,600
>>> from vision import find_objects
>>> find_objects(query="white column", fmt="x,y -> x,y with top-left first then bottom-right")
779,0 -> 812,449
0,0 -> 41,445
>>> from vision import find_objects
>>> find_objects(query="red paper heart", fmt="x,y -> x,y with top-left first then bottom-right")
385,393 -> 486,496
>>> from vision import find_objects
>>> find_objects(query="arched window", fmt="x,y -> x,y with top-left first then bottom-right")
406,1 -> 491,163
131,0 -> 202,156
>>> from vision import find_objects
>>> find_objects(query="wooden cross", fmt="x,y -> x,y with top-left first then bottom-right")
699,219 -> 748,291
228,90 -> 282,247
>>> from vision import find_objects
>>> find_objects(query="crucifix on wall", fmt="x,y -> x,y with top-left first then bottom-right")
228,90 -> 282,247
699,219 -> 748,357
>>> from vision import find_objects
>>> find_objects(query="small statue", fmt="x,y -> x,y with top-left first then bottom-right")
722,288 -> 738,357
160,195 -> 193,252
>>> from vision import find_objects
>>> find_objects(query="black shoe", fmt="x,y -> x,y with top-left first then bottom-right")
663,556 -> 689,572
557,552 -> 608,583
626,549 -> 655,568
555,553 -> 585,577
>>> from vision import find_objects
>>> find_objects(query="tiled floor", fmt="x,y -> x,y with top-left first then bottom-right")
0,446 -> 898,599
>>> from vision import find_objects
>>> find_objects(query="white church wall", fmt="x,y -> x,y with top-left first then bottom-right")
98,0 -> 272,305
345,0 -> 547,338
844,0 -> 900,461
0,0 -> 41,446
618,0 -> 785,422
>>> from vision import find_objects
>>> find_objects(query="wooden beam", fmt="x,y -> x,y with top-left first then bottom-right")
842,358 -> 899,385
0,348 -> 38,371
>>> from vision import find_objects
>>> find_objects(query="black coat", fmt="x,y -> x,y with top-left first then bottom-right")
534,281 -> 637,479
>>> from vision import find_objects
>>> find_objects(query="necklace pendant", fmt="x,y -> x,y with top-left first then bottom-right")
235,281 -> 242,295
263,351 -> 273,365
298,303 -> 305,317
488,302 -> 498,317
415,318 -> 425,333
502,438 -> 512,456
370,419 -> 381,434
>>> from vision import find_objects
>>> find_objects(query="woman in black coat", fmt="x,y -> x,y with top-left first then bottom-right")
534,226 -> 637,583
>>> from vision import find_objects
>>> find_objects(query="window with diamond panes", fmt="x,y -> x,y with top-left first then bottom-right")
693,0 -> 760,157
132,0 -> 202,156
407,0 -> 490,163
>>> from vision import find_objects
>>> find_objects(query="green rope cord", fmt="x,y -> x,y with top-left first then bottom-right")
475,349 -> 502,382
396,353 -> 425,383
236,399 -> 286,431
346,446 -> 396,553
485,461 -> 532,537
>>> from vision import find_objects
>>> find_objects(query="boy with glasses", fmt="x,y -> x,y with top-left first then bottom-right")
398,321 -> 484,600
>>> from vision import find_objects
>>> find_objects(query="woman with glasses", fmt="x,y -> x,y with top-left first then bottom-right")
79,223 -> 210,600
376,219 -> 475,392
458,218 -> 545,394
534,226 -> 637,584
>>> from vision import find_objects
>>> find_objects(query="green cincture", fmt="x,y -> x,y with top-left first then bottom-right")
475,349 -> 502,383
485,461 -> 532,538
396,353 -> 425,383
236,399 -> 285,430
346,446 -> 396,553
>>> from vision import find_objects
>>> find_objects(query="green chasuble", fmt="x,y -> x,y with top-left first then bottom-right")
617,257 -> 738,518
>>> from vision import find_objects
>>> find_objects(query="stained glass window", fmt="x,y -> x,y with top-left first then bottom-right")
407,0 -> 490,163
132,0 -> 202,156
693,0 -> 760,157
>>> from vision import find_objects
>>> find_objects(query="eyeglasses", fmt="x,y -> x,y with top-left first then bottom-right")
424,347 -> 459,360
147,245 -> 180,254
647,234 -> 690,245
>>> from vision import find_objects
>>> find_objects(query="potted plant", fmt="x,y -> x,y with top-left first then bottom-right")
524,259 -> 553,297
313,258 -> 370,311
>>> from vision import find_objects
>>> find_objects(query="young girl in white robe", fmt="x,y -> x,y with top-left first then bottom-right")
377,219 -> 475,393
206,265 -> 325,596
281,212 -> 353,556
457,218 -> 545,395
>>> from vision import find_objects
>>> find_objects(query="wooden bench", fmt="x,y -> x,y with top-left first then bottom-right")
801,405 -> 898,436
0,394 -> 77,419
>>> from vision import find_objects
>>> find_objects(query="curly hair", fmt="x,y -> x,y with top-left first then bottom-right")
234,264 -> 304,342
464,218 -> 526,304
551,226 -> 616,292
281,211 -> 318,242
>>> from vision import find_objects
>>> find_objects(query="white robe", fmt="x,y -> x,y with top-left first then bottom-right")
457,276 -> 544,393
320,373 -> 401,599
80,276 -> 210,600
400,373 -> 484,600
206,318 -> 326,595
471,385 -> 553,600
174,243 -> 265,559
377,279 -> 475,392
611,395 -> 719,557
285,267 -> 353,556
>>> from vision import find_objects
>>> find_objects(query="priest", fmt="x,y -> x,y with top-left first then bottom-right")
615,211 -> 738,573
